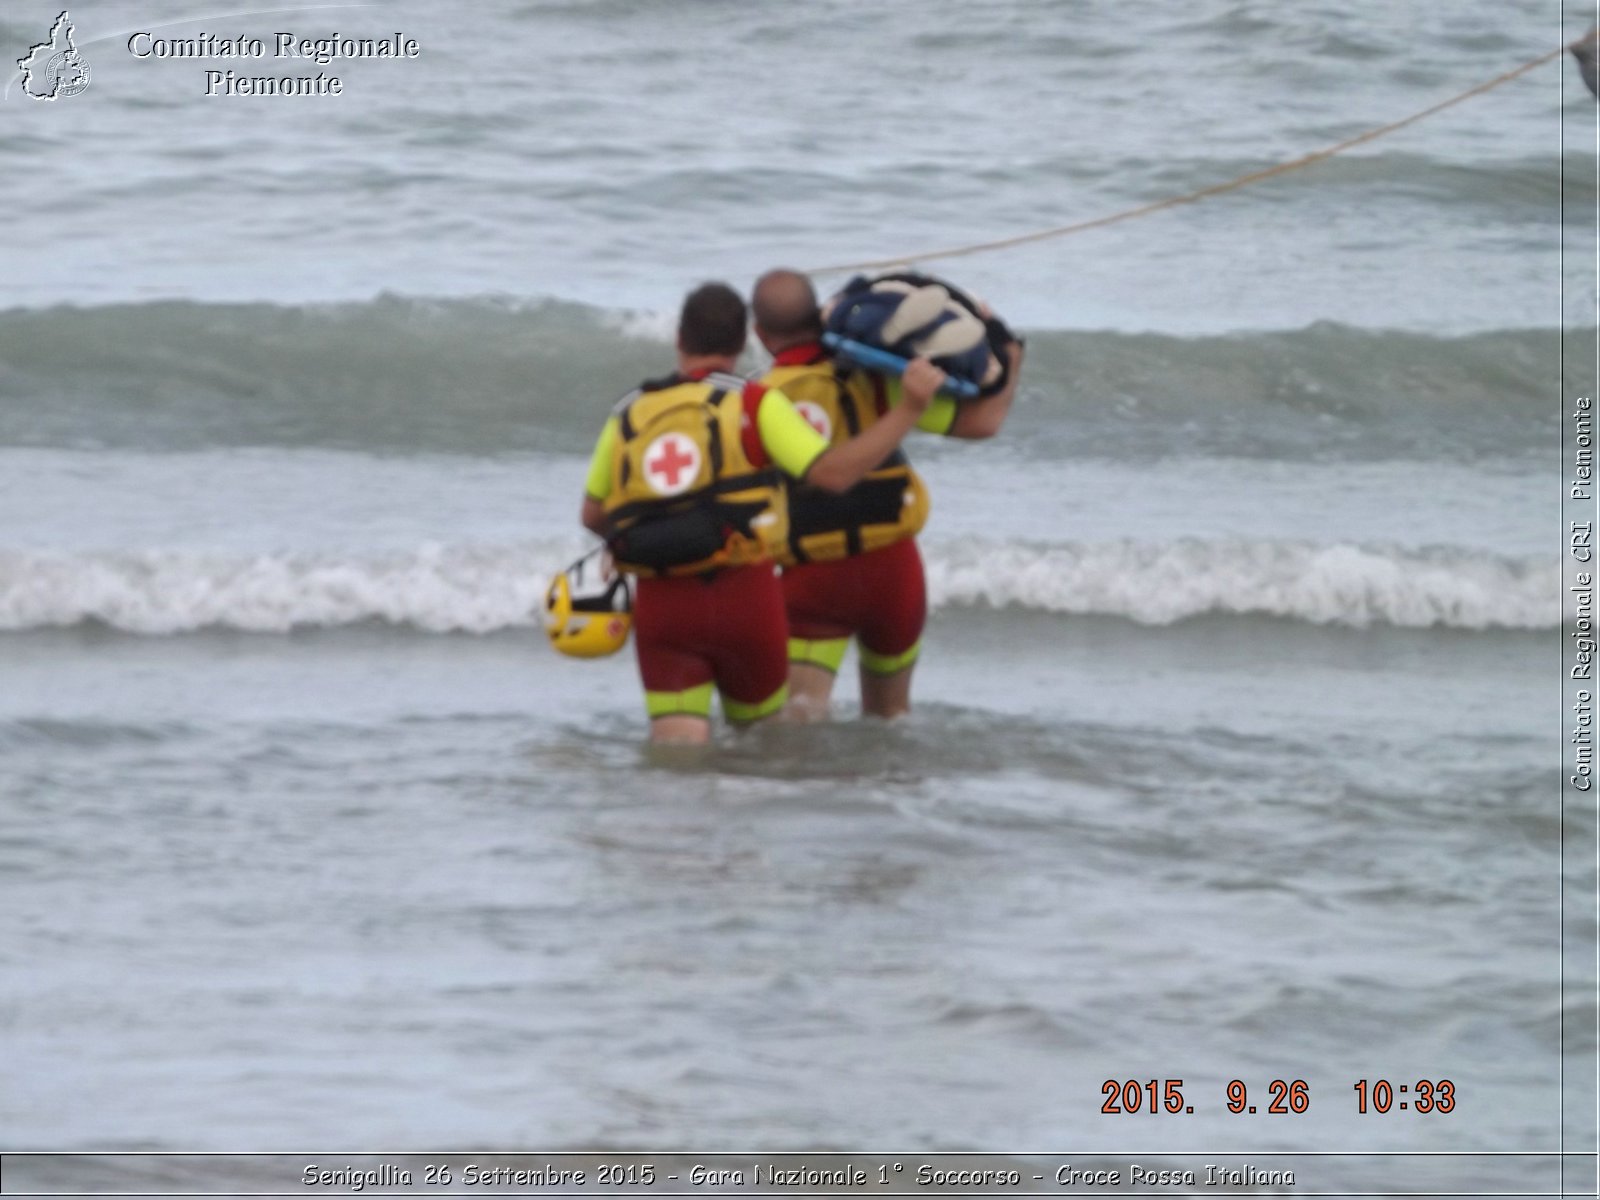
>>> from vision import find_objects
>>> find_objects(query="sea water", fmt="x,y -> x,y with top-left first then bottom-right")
0,1 -> 1590,1193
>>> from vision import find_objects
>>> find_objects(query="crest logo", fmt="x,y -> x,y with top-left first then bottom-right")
17,11 -> 90,100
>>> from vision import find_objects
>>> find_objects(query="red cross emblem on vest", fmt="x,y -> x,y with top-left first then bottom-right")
794,401 -> 832,440
641,432 -> 703,496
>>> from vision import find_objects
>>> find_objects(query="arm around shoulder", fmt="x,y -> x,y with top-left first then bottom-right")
803,357 -> 944,492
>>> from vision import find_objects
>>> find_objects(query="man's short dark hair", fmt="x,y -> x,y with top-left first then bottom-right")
678,282 -> 748,357
752,269 -> 823,340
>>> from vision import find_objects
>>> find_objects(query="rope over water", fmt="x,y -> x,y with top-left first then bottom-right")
808,37 -> 1588,277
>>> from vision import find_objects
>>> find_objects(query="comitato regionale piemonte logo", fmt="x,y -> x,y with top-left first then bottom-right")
17,11 -> 91,100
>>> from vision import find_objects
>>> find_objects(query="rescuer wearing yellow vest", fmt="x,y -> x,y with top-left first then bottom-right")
580,282 -> 946,745
751,269 -> 1025,719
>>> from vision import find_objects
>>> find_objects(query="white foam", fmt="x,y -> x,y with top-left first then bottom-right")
924,538 -> 1556,630
0,538 -> 1556,636
602,306 -> 678,344
0,542 -> 583,635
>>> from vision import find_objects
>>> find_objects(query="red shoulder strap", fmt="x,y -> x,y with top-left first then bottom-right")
740,381 -> 770,468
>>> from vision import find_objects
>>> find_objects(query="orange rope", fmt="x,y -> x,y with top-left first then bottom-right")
808,40 -> 1577,276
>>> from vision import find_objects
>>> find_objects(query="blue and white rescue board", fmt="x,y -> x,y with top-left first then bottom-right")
821,333 -> 981,400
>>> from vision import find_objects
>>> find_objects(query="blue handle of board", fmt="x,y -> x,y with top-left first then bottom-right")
821,333 -> 981,400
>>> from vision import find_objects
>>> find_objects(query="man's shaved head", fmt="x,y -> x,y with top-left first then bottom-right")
752,269 -> 823,348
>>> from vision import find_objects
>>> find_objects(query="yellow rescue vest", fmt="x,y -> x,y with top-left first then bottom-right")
761,353 -> 929,565
602,371 -> 787,578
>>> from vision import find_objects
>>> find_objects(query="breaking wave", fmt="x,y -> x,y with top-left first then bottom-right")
0,539 -> 1553,635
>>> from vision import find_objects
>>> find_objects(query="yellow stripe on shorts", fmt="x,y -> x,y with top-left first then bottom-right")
859,638 -> 920,677
787,636 -> 849,674
722,684 -> 788,724
645,682 -> 715,719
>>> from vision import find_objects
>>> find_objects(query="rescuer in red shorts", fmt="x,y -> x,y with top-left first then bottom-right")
580,282 -> 946,744
751,269 -> 1025,719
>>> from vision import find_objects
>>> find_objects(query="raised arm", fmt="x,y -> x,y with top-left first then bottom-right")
948,339 -> 1024,440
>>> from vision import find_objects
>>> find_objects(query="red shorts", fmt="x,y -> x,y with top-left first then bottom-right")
633,563 -> 789,719
781,537 -> 926,661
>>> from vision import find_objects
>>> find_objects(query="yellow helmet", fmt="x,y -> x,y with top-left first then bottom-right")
544,553 -> 632,658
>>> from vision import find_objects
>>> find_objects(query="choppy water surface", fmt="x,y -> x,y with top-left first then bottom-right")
0,0 -> 1590,1191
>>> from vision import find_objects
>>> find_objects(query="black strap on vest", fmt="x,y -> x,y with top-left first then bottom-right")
616,397 -> 638,487
606,466 -> 776,530
785,476 -> 906,563
832,365 -> 862,438
703,388 -> 726,480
